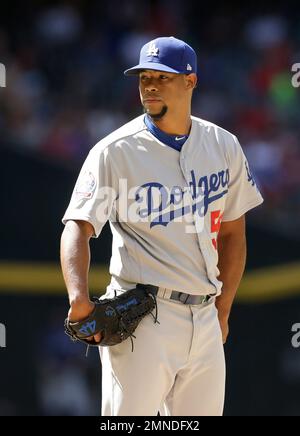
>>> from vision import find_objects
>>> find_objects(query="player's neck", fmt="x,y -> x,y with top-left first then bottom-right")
152,114 -> 192,136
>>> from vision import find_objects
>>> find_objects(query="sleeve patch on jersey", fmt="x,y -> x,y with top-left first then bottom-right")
245,160 -> 256,187
75,171 -> 96,199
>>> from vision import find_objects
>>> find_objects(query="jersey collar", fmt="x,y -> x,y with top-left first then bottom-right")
144,114 -> 189,152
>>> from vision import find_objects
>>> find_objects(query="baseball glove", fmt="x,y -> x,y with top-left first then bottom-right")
64,286 -> 158,351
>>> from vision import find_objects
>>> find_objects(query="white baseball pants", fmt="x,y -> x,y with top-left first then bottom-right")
99,294 -> 226,416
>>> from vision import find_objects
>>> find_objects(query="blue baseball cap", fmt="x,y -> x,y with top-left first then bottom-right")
124,36 -> 197,76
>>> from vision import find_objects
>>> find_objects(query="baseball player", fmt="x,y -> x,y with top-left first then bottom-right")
61,36 -> 263,416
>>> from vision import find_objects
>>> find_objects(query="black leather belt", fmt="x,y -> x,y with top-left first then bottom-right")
137,284 -> 212,305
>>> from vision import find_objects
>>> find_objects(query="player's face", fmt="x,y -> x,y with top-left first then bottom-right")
139,70 -> 193,120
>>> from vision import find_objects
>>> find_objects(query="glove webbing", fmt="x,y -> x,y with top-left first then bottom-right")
119,290 -> 159,352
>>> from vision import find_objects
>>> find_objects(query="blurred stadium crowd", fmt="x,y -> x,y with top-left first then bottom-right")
0,0 -> 300,237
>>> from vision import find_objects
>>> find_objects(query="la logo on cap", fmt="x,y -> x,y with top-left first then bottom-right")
147,41 -> 159,57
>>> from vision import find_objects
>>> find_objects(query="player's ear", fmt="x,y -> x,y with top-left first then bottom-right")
185,73 -> 197,90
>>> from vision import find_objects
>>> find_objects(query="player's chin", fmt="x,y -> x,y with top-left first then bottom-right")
144,104 -> 168,120
146,110 -> 160,118
144,101 -> 162,111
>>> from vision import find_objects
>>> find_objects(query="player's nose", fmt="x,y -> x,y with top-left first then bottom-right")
145,88 -> 158,94
144,82 -> 159,93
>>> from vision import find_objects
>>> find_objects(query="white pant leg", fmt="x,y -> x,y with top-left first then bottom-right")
165,302 -> 226,416
99,297 -> 194,416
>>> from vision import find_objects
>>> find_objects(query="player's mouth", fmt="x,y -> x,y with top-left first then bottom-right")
143,98 -> 162,103
143,94 -> 162,103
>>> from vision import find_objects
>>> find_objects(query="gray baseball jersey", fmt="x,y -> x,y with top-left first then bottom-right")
62,114 -> 263,295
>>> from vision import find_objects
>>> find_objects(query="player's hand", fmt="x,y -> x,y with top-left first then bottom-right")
218,315 -> 229,344
68,300 -> 102,344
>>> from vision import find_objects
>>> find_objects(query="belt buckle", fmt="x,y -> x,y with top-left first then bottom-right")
188,294 -> 210,305
173,291 -> 210,305
178,292 -> 190,304
178,292 -> 202,305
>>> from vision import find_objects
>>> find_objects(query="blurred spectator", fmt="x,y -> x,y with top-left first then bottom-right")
36,309 -> 100,416
244,15 -> 288,50
36,5 -> 82,45
38,361 -> 95,416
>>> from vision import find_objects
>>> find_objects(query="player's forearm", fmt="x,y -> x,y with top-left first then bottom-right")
216,232 -> 247,319
60,221 -> 92,305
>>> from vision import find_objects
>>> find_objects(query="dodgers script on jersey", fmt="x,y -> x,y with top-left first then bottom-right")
62,115 -> 263,295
